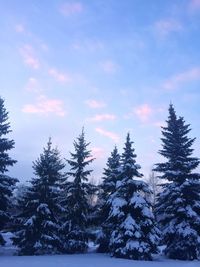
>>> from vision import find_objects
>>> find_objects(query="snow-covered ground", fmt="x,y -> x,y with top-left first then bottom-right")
0,233 -> 199,267
1,253 -> 200,267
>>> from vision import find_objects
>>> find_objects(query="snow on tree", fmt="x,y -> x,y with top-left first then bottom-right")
0,97 -> 18,246
60,128 -> 94,253
12,139 -> 65,255
97,146 -> 122,253
154,104 -> 200,260
109,133 -> 159,260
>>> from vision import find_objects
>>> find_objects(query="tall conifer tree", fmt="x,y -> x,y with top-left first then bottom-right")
61,129 -> 94,253
154,104 -> 200,260
97,146 -> 121,252
12,139 -> 65,255
0,97 -> 18,245
109,133 -> 159,260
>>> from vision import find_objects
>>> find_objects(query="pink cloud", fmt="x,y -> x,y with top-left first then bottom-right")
163,67 -> 200,90
59,2 -> 83,16
22,95 -> 66,117
71,39 -> 104,52
101,60 -> 119,74
95,127 -> 120,143
91,147 -> 105,159
190,0 -> 200,10
134,104 -> 153,122
25,77 -> 41,93
155,19 -> 182,37
49,68 -> 72,83
85,99 -> 106,109
15,24 -> 25,33
88,114 -> 116,122
20,44 -> 40,69
153,121 -> 165,128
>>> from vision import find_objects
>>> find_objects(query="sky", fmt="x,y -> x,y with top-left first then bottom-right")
1,0 -> 200,183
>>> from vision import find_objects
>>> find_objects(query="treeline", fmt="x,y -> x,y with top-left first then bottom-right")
0,96 -> 200,261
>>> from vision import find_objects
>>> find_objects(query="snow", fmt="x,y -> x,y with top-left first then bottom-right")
0,233 -> 199,267
1,253 -> 199,267
110,197 -> 127,217
130,193 -> 146,207
37,203 -> 51,215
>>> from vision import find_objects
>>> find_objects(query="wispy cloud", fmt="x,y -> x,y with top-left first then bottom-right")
101,60 -> 119,74
48,68 -> 72,83
87,114 -> 116,122
153,121 -> 165,128
22,95 -> 66,116
95,127 -> 120,143
189,0 -> 200,10
25,77 -> 41,93
15,24 -> 25,33
163,67 -> 200,90
155,18 -> 182,37
134,104 -> 153,122
71,39 -> 104,52
85,99 -> 106,109
20,44 -> 40,69
91,147 -> 105,159
59,2 -> 83,16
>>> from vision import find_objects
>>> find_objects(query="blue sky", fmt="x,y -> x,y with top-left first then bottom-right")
1,0 -> 200,183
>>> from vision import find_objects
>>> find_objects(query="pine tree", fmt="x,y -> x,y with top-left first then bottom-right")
0,97 -> 18,246
60,129 -> 94,253
97,146 -> 121,253
101,146 -> 121,199
12,139 -> 65,255
154,104 -> 200,260
109,133 -> 159,260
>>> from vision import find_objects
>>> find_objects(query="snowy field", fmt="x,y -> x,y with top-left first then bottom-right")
1,253 -> 200,267
0,233 -> 199,267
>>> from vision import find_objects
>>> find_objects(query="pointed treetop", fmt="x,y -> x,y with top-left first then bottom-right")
121,133 -> 143,179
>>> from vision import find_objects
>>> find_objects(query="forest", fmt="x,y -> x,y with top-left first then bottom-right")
0,95 -> 200,261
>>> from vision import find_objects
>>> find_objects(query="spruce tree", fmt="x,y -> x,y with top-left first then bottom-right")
154,104 -> 200,260
101,146 -> 121,199
12,139 -> 65,255
109,133 -> 159,260
97,146 -> 121,253
60,129 -> 94,253
0,97 -> 18,246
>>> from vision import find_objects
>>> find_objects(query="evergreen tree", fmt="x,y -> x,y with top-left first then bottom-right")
60,129 -> 94,253
101,146 -> 121,199
12,139 -> 65,255
97,146 -> 121,253
154,104 -> 200,260
0,97 -> 18,246
109,133 -> 159,260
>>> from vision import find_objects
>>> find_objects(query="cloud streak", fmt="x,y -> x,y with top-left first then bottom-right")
25,77 -> 41,93
155,18 -> 182,37
91,147 -> 105,159
163,67 -> 200,90
48,68 -> 72,83
85,99 -> 106,109
22,95 -> 66,116
190,0 -> 200,10
20,44 -> 40,69
87,113 -> 116,122
134,104 -> 153,122
101,60 -> 119,74
15,24 -> 25,33
95,127 -> 120,143
59,2 -> 83,16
